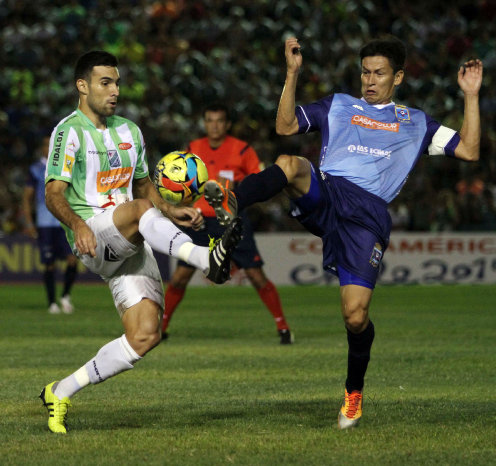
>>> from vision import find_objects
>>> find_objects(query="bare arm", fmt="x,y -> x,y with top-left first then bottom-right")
454,59 -> 483,162
133,176 -> 204,230
21,186 -> 37,238
45,179 -> 96,257
276,37 -> 302,136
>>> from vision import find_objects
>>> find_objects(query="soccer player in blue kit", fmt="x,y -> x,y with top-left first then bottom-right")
23,135 -> 78,314
204,36 -> 483,429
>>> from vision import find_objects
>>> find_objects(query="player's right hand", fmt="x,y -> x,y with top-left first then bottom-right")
285,37 -> 302,73
74,222 -> 97,257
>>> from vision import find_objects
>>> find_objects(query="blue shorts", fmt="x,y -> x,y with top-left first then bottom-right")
37,226 -> 73,264
290,169 -> 391,288
178,213 -> 264,270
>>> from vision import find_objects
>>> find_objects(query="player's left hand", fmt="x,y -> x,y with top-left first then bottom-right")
458,59 -> 483,96
167,204 -> 205,230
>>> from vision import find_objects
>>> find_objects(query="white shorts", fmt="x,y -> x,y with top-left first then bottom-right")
77,207 -> 164,317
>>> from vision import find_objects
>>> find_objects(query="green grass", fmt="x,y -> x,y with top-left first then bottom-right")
1,284 -> 495,465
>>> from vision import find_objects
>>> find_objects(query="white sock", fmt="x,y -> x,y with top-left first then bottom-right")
139,208 -> 191,256
177,243 -> 209,273
139,207 -> 209,272
53,366 -> 90,399
85,335 -> 141,385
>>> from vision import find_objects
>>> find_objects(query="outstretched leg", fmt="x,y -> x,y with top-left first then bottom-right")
113,199 -> 242,284
204,155 -> 312,225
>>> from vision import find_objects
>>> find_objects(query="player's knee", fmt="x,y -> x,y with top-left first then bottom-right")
342,301 -> 369,333
275,154 -> 299,181
67,255 -> 78,267
127,328 -> 161,354
135,198 -> 155,217
170,275 -> 190,289
245,268 -> 267,289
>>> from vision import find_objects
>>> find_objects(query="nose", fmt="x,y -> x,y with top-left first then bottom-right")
366,74 -> 376,86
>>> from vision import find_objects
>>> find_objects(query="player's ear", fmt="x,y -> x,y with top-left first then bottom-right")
226,120 -> 232,131
394,70 -> 404,86
76,78 -> 89,95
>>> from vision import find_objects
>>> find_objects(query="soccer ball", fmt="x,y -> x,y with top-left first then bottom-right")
153,150 -> 209,205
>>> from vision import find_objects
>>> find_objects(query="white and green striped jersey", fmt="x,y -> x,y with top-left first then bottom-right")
45,109 -> 149,248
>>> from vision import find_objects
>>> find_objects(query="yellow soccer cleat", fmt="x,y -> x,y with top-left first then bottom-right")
39,381 -> 72,434
337,389 -> 363,430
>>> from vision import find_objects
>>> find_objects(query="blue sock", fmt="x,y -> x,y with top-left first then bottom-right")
234,164 -> 288,211
346,321 -> 375,392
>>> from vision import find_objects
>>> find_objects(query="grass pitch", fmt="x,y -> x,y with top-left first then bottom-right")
0,283 -> 495,465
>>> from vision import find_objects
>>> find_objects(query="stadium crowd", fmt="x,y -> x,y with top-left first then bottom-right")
1,0 -> 495,234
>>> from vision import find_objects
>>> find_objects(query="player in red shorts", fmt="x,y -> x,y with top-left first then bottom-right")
162,103 -> 293,344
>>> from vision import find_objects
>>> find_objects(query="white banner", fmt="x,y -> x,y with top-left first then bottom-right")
174,232 -> 496,286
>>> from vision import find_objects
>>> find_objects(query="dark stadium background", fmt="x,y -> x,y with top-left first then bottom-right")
0,0 -> 494,235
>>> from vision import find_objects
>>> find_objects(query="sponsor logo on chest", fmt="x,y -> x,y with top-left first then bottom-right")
347,144 -> 391,159
97,167 -> 133,192
351,115 -> 399,132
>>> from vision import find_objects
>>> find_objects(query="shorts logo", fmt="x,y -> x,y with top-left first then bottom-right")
395,105 -> 410,122
107,150 -> 121,168
118,142 -> 132,150
351,115 -> 399,132
369,243 -> 383,268
104,244 -> 119,262
97,167 -> 133,192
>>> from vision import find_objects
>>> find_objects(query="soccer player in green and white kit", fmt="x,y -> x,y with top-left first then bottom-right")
39,51 -> 242,434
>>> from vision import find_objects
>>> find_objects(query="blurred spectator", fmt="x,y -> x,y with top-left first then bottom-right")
0,0 -> 494,233
431,189 -> 460,232
389,197 -> 410,231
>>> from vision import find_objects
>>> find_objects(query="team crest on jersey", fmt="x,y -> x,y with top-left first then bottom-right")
369,243 -> 383,268
107,150 -> 121,168
395,105 -> 410,122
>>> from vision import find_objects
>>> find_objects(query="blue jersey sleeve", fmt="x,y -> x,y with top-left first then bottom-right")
296,95 -> 334,134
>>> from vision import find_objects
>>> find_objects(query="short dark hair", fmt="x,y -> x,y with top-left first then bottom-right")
74,51 -> 118,81
360,36 -> 406,73
203,103 -> 230,120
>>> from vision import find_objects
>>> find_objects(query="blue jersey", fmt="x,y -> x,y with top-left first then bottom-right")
296,93 -> 460,203
26,158 -> 60,228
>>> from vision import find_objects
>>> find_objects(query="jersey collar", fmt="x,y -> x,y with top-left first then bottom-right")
360,98 -> 395,109
76,108 -> 111,129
